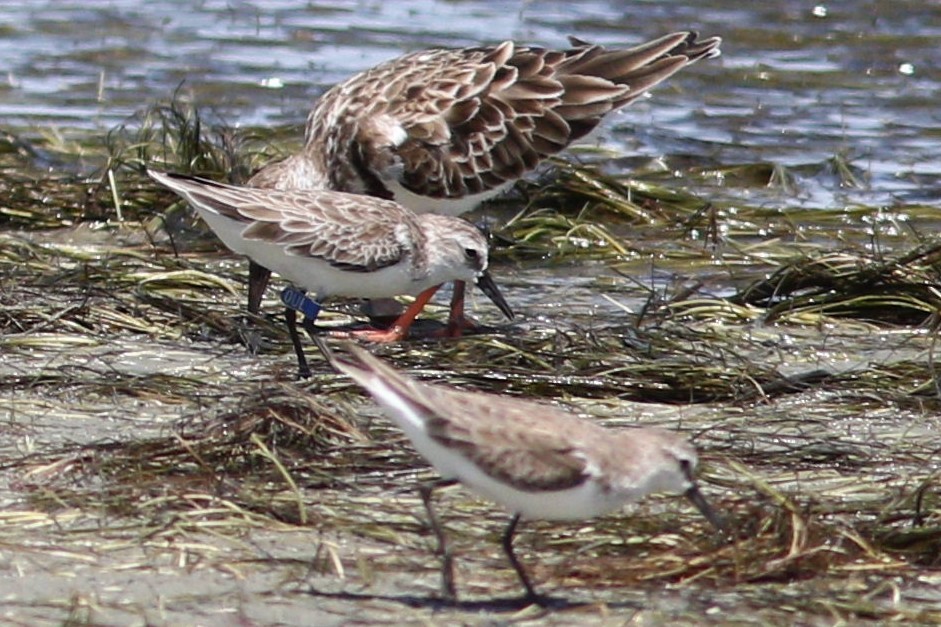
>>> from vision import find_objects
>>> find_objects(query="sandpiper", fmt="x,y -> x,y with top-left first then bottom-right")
245,31 -> 722,314
319,340 -> 726,604
148,170 -> 514,377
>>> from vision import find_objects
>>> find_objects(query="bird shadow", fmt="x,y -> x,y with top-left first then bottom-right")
311,317 -> 514,339
303,585 -> 594,613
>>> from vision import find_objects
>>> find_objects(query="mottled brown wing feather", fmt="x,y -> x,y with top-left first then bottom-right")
419,387 -> 592,492
430,416 -> 590,492
329,343 -> 591,491
329,343 -> 597,492
305,32 -> 719,201
167,175 -> 417,272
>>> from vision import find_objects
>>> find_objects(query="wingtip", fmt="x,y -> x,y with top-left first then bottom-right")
566,35 -> 592,48
316,338 -> 382,378
686,32 -> 723,61
146,168 -> 191,189
146,167 -> 167,183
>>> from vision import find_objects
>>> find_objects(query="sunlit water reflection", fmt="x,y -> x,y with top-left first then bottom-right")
4,1 -> 941,208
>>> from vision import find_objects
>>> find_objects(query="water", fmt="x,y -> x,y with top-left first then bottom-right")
5,0 -> 941,208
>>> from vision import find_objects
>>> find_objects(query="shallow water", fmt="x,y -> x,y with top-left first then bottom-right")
5,0 -> 941,207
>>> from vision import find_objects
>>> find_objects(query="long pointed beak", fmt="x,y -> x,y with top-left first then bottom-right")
476,271 -> 514,320
681,460 -> 727,534
685,483 -> 726,534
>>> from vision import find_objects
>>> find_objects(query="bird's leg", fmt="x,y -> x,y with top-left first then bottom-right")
236,261 -> 273,357
419,478 -> 460,602
301,314 -> 319,344
502,514 -> 544,606
247,261 -> 272,315
280,287 -> 324,379
332,284 -> 441,342
440,274 -> 515,338
284,305 -> 311,379
443,280 -> 471,337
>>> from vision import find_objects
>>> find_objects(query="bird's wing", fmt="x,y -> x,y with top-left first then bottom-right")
152,171 -> 416,272
309,32 -> 720,200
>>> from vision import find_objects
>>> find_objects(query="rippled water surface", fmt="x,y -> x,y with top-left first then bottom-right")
5,0 -> 941,207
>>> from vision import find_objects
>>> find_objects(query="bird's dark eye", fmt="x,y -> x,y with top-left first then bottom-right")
465,248 -> 479,259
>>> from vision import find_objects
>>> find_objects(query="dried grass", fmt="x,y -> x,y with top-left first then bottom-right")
1,102 -> 940,623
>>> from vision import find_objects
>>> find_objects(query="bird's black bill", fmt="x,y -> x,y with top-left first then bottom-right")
476,271 -> 514,320
681,460 -> 727,534
685,484 -> 726,534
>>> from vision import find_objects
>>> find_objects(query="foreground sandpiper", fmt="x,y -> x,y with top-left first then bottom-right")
246,31 -> 722,314
320,340 -> 726,604
148,170 -> 513,376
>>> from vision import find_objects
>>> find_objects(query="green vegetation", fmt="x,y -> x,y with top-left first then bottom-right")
1,99 -> 939,623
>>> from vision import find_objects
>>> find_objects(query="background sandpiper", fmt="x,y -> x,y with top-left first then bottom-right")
244,31 -> 722,315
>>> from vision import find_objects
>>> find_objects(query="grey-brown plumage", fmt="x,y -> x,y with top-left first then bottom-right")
149,171 -> 515,378
250,31 -> 721,208
148,171 -> 515,308
157,173 -> 421,272
243,32 -> 720,315
321,340 -> 726,604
